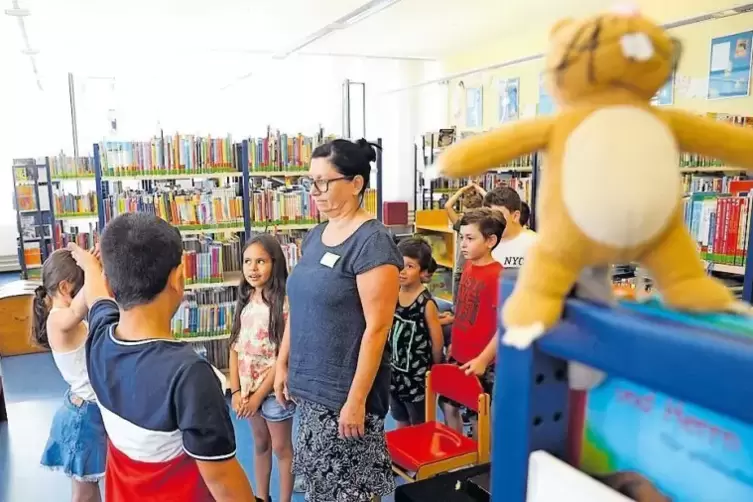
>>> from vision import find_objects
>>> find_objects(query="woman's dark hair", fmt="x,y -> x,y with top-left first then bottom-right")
311,138 -> 380,196
32,249 -> 84,348
229,234 -> 288,351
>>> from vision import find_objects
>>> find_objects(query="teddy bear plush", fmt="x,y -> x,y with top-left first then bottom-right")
433,8 -> 753,349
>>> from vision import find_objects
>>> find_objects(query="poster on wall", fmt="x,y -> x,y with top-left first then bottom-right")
708,31 -> 753,99
651,72 -> 675,106
465,86 -> 483,128
497,77 -> 520,123
581,377 -> 753,501
538,72 -> 556,116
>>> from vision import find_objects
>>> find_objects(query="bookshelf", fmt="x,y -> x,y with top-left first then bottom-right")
12,158 -> 54,279
84,131 -> 384,373
414,129 -> 534,212
91,135 -> 248,369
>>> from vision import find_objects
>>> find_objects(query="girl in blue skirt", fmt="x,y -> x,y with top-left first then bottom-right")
33,248 -> 106,501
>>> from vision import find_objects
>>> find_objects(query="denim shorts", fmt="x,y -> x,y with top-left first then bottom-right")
40,389 -> 107,482
261,393 -> 296,422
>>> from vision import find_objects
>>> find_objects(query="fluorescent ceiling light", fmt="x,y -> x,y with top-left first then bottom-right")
272,0 -> 403,60
5,8 -> 30,16
341,0 -> 400,26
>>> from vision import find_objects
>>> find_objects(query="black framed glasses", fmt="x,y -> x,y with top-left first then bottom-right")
300,176 -> 352,193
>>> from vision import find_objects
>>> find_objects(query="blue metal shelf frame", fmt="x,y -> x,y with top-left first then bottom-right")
492,277 -> 753,501
93,143 -> 106,231
240,140 -> 251,236
742,207 -> 753,303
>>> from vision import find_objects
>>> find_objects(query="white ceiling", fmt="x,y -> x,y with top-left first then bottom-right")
3,0 -> 618,84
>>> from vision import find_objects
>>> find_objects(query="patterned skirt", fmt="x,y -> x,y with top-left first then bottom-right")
293,398 -> 395,502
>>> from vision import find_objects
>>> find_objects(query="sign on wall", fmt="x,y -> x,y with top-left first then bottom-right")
497,77 -> 520,123
708,31 -> 753,99
465,86 -> 483,128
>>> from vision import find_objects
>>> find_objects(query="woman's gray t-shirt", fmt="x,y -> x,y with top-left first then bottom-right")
286,219 -> 403,418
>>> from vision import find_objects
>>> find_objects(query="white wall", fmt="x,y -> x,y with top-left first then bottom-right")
0,53 -> 444,256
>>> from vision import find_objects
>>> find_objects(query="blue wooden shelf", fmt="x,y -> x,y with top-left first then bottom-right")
491,278 -> 753,501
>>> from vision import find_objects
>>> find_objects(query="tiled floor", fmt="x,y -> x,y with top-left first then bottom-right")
0,265 -> 401,502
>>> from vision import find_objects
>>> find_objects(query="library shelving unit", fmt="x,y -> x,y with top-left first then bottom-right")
12,157 -> 54,279
86,131 -> 384,374
489,274 -> 753,500
91,134 -> 248,373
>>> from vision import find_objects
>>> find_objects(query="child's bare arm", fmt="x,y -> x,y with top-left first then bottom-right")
425,301 -> 444,364
47,290 -> 89,333
197,459 -> 255,502
67,243 -> 111,307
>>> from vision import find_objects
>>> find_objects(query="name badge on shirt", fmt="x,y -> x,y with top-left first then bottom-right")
320,252 -> 340,268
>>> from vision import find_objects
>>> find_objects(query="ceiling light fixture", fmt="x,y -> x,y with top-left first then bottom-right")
272,0 -> 403,60
4,8 -> 30,16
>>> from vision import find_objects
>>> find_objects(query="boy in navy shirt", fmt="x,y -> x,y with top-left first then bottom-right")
68,213 -> 254,502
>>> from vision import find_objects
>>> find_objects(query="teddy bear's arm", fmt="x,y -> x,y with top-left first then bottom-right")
660,108 -> 753,170
436,117 -> 555,178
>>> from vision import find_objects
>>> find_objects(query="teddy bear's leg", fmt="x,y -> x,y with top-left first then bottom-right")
640,213 -> 736,311
501,242 -> 583,349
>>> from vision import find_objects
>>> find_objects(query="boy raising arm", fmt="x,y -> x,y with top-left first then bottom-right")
68,213 -> 254,502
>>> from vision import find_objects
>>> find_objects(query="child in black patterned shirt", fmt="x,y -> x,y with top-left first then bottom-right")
388,238 -> 444,428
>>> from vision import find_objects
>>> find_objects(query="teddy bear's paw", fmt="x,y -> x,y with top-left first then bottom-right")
501,322 -> 546,350
568,362 -> 606,391
727,301 -> 753,316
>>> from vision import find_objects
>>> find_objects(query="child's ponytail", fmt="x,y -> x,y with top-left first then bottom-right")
32,285 -> 51,348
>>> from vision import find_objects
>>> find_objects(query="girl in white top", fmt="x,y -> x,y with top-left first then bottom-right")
33,248 -> 107,502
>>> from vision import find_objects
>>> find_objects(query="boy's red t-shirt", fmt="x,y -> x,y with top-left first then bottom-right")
451,260 -> 503,364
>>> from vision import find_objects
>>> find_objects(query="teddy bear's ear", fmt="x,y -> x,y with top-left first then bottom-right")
550,18 -> 574,38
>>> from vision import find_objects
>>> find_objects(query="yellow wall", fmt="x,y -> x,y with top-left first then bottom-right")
443,1 -> 753,129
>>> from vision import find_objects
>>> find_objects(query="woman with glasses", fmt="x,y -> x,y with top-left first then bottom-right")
275,138 -> 402,501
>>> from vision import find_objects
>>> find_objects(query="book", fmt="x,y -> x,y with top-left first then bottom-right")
103,186 -> 245,229
684,191 -> 752,267
183,236 -> 242,284
53,191 -> 98,217
247,129 -> 335,172
98,134 -> 236,177
172,288 -> 236,339
250,186 -> 319,226
50,153 -> 95,179
53,222 -> 99,250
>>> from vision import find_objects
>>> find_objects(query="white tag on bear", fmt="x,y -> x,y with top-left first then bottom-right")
620,32 -> 654,61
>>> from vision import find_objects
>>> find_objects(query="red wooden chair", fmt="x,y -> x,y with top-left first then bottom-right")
385,363 -> 491,482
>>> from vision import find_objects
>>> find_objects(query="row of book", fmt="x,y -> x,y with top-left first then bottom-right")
54,192 -> 97,216
98,134 -> 236,177
50,154 -> 95,179
248,130 -> 335,172
54,223 -> 99,251
680,114 -> 752,168
686,191 -> 751,266
103,188 -> 245,229
171,289 -> 236,338
682,174 -> 743,195
250,187 -> 319,226
183,237 -> 243,284
192,338 -> 231,371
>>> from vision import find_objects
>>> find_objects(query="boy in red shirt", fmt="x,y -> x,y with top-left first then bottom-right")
440,208 -> 505,435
